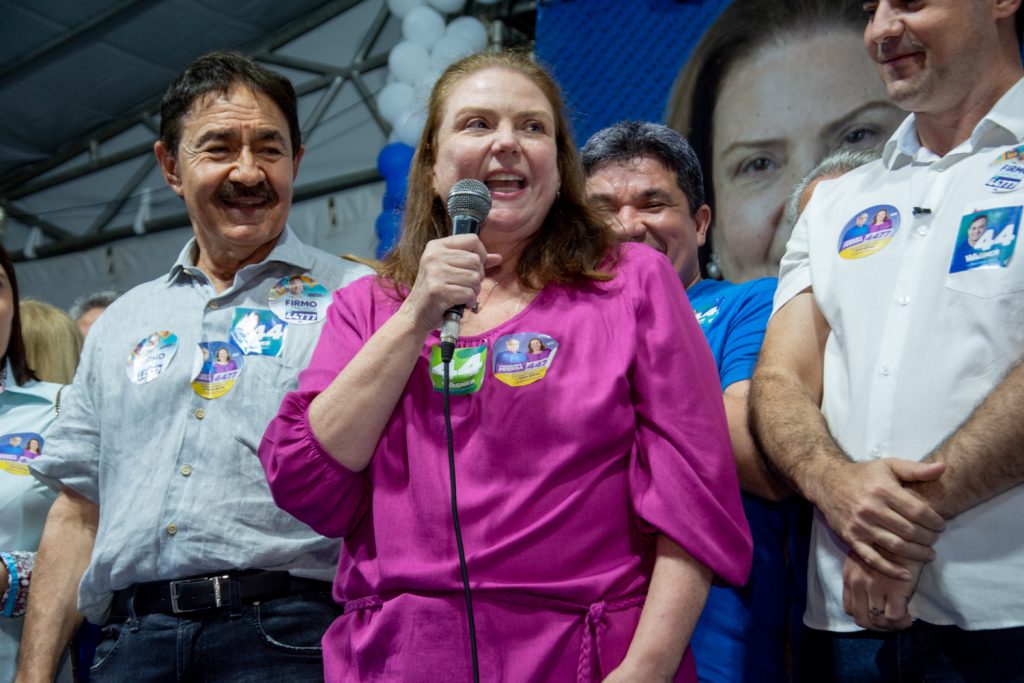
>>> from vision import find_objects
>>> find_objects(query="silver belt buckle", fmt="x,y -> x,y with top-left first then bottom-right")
169,575 -> 230,614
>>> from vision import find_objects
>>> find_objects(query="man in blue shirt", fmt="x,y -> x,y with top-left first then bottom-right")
583,122 -> 802,683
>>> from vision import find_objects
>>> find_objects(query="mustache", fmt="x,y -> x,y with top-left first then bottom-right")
875,35 -> 925,62
216,182 -> 277,204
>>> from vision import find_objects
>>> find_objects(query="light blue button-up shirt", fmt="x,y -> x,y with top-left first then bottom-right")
32,226 -> 371,623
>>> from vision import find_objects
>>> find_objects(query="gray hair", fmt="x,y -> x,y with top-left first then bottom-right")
69,289 -> 122,321
786,148 -> 882,227
581,121 -> 705,217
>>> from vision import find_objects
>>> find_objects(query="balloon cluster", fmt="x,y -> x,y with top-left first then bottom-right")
380,0 -> 490,146
374,0 -> 492,257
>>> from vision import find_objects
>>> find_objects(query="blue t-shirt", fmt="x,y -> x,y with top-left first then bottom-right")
688,278 -> 775,391
686,278 -> 811,683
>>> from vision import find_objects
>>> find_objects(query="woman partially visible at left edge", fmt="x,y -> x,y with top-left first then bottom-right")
0,247 -> 71,683
259,50 -> 751,682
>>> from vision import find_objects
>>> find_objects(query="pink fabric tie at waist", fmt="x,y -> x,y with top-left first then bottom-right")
575,595 -> 646,683
342,590 -> 646,683
343,594 -> 383,613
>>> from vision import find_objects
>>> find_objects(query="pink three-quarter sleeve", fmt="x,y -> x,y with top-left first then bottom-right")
259,276 -> 378,539
626,254 -> 753,586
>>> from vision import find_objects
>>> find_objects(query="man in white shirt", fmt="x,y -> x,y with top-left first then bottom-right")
751,1 -> 1024,679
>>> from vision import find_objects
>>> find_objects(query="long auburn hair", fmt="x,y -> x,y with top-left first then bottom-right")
379,50 -> 616,292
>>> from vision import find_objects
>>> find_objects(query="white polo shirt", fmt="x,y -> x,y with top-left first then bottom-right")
776,78 -> 1024,632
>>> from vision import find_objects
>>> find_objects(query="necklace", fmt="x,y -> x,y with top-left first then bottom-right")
472,280 -> 526,317
511,291 -> 526,317
472,280 -> 500,314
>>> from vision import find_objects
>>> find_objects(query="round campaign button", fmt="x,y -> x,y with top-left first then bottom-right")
492,332 -> 559,387
126,331 -> 178,384
984,161 -> 1024,193
190,340 -> 243,400
268,274 -> 330,324
837,204 -> 900,260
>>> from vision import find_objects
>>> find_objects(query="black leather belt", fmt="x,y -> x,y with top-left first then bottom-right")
109,570 -> 332,618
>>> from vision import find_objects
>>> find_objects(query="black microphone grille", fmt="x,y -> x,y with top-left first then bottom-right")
447,179 -> 492,221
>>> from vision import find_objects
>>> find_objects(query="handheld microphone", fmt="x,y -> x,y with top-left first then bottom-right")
439,179 -> 491,360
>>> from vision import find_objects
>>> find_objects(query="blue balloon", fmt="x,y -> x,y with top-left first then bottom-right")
377,142 -> 415,178
375,210 -> 403,259
382,193 -> 405,212
375,142 -> 415,257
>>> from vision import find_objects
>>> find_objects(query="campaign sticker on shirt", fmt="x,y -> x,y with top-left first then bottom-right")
126,331 -> 178,384
430,343 -> 488,394
837,205 -> 900,259
694,297 -> 724,329
230,308 -> 287,357
492,333 -> 559,387
991,144 -> 1024,165
269,274 -> 330,324
948,206 -> 1020,273
190,340 -> 243,400
0,431 -> 44,476
984,161 -> 1024,193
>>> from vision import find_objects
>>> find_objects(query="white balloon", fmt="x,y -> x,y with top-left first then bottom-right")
412,67 -> 442,108
430,33 -> 475,72
427,0 -> 465,12
401,6 -> 446,50
388,41 -> 432,85
445,16 -> 488,52
394,109 -> 427,147
377,82 -> 416,126
386,0 -> 426,18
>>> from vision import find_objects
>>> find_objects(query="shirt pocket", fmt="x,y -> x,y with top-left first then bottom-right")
228,354 -> 303,483
943,250 -> 1024,331
945,265 -> 1024,299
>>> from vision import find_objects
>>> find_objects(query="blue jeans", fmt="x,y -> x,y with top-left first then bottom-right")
803,622 -> 1024,682
89,591 -> 339,682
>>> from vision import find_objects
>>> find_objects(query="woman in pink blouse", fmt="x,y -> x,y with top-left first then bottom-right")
259,51 -> 751,682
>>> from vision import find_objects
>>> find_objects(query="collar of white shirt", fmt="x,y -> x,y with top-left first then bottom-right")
883,76 -> 1024,168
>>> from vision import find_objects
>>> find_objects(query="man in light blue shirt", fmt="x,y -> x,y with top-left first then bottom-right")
20,52 -> 369,682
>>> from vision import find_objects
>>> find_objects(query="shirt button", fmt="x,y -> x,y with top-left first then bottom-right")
194,408 -> 205,420
166,523 -> 177,535
917,227 -> 927,236
898,295 -> 911,306
880,365 -> 890,376
181,464 -> 192,476
871,445 -> 882,457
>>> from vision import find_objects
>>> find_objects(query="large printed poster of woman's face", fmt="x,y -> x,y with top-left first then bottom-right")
667,0 -> 905,283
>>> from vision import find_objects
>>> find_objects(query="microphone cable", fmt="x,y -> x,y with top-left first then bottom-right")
442,354 -> 481,683
438,178 -> 489,682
